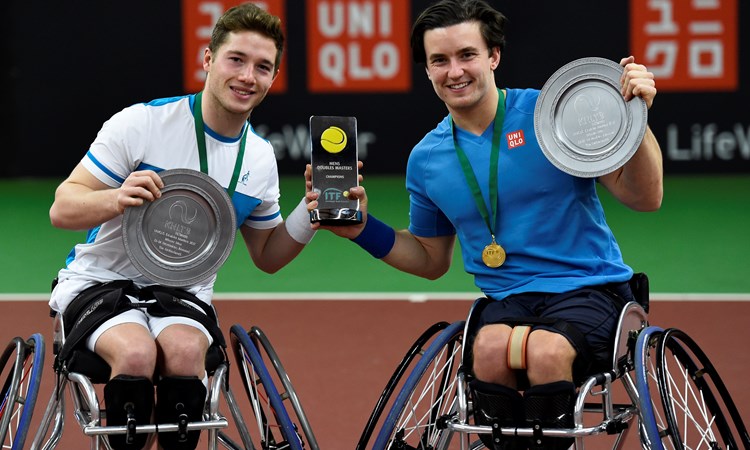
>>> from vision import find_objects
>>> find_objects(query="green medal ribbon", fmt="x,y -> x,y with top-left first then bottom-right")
451,88 -> 506,245
192,91 -> 247,197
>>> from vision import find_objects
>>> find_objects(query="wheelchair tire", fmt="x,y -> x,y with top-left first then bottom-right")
655,328 -> 750,450
229,324 -> 303,450
0,333 -> 45,450
248,326 -> 319,450
372,320 -> 465,450
357,322 -> 451,450
635,325 -> 669,450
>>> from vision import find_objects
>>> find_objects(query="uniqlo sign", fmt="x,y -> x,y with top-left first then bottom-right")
182,0 -> 287,93
630,0 -> 738,91
306,0 -> 411,93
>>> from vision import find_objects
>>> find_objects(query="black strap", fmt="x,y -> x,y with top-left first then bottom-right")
59,280 -> 138,362
58,281 -> 226,365
140,285 -> 226,349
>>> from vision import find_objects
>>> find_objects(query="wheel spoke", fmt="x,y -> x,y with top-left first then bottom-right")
653,329 -> 748,450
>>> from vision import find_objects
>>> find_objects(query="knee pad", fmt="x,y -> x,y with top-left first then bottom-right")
156,376 -> 207,450
506,325 -> 532,370
524,380 -> 576,450
469,379 -> 524,450
104,375 -> 154,450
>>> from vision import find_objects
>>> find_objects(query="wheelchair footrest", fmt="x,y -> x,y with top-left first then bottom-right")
83,418 -> 229,437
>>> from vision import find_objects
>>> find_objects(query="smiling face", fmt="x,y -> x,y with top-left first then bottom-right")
202,30 -> 279,133
423,21 -> 500,122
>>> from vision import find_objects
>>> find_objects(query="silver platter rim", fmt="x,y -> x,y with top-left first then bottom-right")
534,57 -> 648,178
122,168 -> 236,287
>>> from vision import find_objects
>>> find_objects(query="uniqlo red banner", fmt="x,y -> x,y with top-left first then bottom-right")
306,0 -> 411,93
630,0 -> 738,91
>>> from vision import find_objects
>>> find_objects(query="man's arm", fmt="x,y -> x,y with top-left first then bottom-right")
598,56 -> 663,212
306,179 -> 456,280
239,212 -> 309,274
383,229 -> 456,280
49,163 -> 163,230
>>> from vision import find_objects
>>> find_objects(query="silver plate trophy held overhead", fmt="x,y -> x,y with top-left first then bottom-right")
122,168 -> 236,287
309,115 -> 363,225
534,57 -> 648,178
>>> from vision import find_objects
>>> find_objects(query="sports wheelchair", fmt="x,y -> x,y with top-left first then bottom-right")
357,275 -> 750,450
0,333 -> 45,449
1,312 -> 320,449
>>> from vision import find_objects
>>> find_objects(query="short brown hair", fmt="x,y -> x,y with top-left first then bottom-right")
411,0 -> 507,64
209,3 -> 285,71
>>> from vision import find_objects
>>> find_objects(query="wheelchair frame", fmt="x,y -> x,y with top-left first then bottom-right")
0,312 -> 319,450
3,294 -> 748,450
363,300 -> 750,450
0,333 -> 45,450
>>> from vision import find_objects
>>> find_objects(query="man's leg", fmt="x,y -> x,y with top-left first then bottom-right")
471,325 -> 525,449
92,316 -> 157,450
521,287 -> 623,450
154,322 -> 211,450
469,378 -> 524,450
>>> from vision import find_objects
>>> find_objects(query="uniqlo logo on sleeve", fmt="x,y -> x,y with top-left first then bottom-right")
182,0 -> 287,93
630,0 -> 738,91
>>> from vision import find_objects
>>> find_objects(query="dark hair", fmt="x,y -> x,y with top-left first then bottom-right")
209,3 -> 285,71
410,0 -> 507,64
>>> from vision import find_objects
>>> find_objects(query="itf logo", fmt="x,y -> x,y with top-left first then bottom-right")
630,0 -> 738,91
322,188 -> 348,203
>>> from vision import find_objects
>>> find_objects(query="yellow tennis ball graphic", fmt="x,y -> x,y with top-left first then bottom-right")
320,126 -> 347,153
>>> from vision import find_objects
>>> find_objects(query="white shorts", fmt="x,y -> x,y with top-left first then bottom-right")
85,296 -> 213,352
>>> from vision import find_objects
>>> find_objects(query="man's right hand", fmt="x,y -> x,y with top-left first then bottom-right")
115,170 -> 164,214
304,163 -> 367,239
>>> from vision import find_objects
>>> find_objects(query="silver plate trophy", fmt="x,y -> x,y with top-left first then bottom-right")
534,57 -> 648,178
122,168 -> 236,287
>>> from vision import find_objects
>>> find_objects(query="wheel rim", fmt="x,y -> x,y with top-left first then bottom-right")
375,321 -> 465,450
229,325 -> 301,450
656,329 -> 749,450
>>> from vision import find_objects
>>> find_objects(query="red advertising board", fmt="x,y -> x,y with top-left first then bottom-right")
306,0 -> 411,93
182,0 -> 287,93
630,0 -> 738,91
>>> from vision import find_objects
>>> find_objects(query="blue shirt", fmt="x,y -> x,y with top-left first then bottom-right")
406,88 -> 632,299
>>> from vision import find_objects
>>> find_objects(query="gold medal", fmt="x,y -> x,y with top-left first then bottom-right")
482,240 -> 506,268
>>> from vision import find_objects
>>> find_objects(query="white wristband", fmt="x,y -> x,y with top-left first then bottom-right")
285,198 -> 316,244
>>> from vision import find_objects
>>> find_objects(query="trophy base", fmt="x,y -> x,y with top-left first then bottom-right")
310,208 -> 363,226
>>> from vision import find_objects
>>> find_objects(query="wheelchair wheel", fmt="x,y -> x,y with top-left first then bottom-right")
229,324 -> 302,450
248,326 -> 319,450
635,326 -> 673,450
357,322 -> 452,450
372,321 -> 465,450
655,328 -> 750,450
0,334 -> 45,450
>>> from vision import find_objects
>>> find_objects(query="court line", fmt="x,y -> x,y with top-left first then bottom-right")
2,292 -> 749,302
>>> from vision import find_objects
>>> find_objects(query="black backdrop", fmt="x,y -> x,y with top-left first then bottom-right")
3,0 -> 748,177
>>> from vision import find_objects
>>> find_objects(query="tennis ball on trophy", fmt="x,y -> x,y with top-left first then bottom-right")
320,126 -> 347,153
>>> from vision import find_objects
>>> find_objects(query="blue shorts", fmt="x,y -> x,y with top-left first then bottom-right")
473,282 -> 634,369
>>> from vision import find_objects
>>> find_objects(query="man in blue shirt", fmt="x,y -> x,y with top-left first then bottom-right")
307,0 -> 662,448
